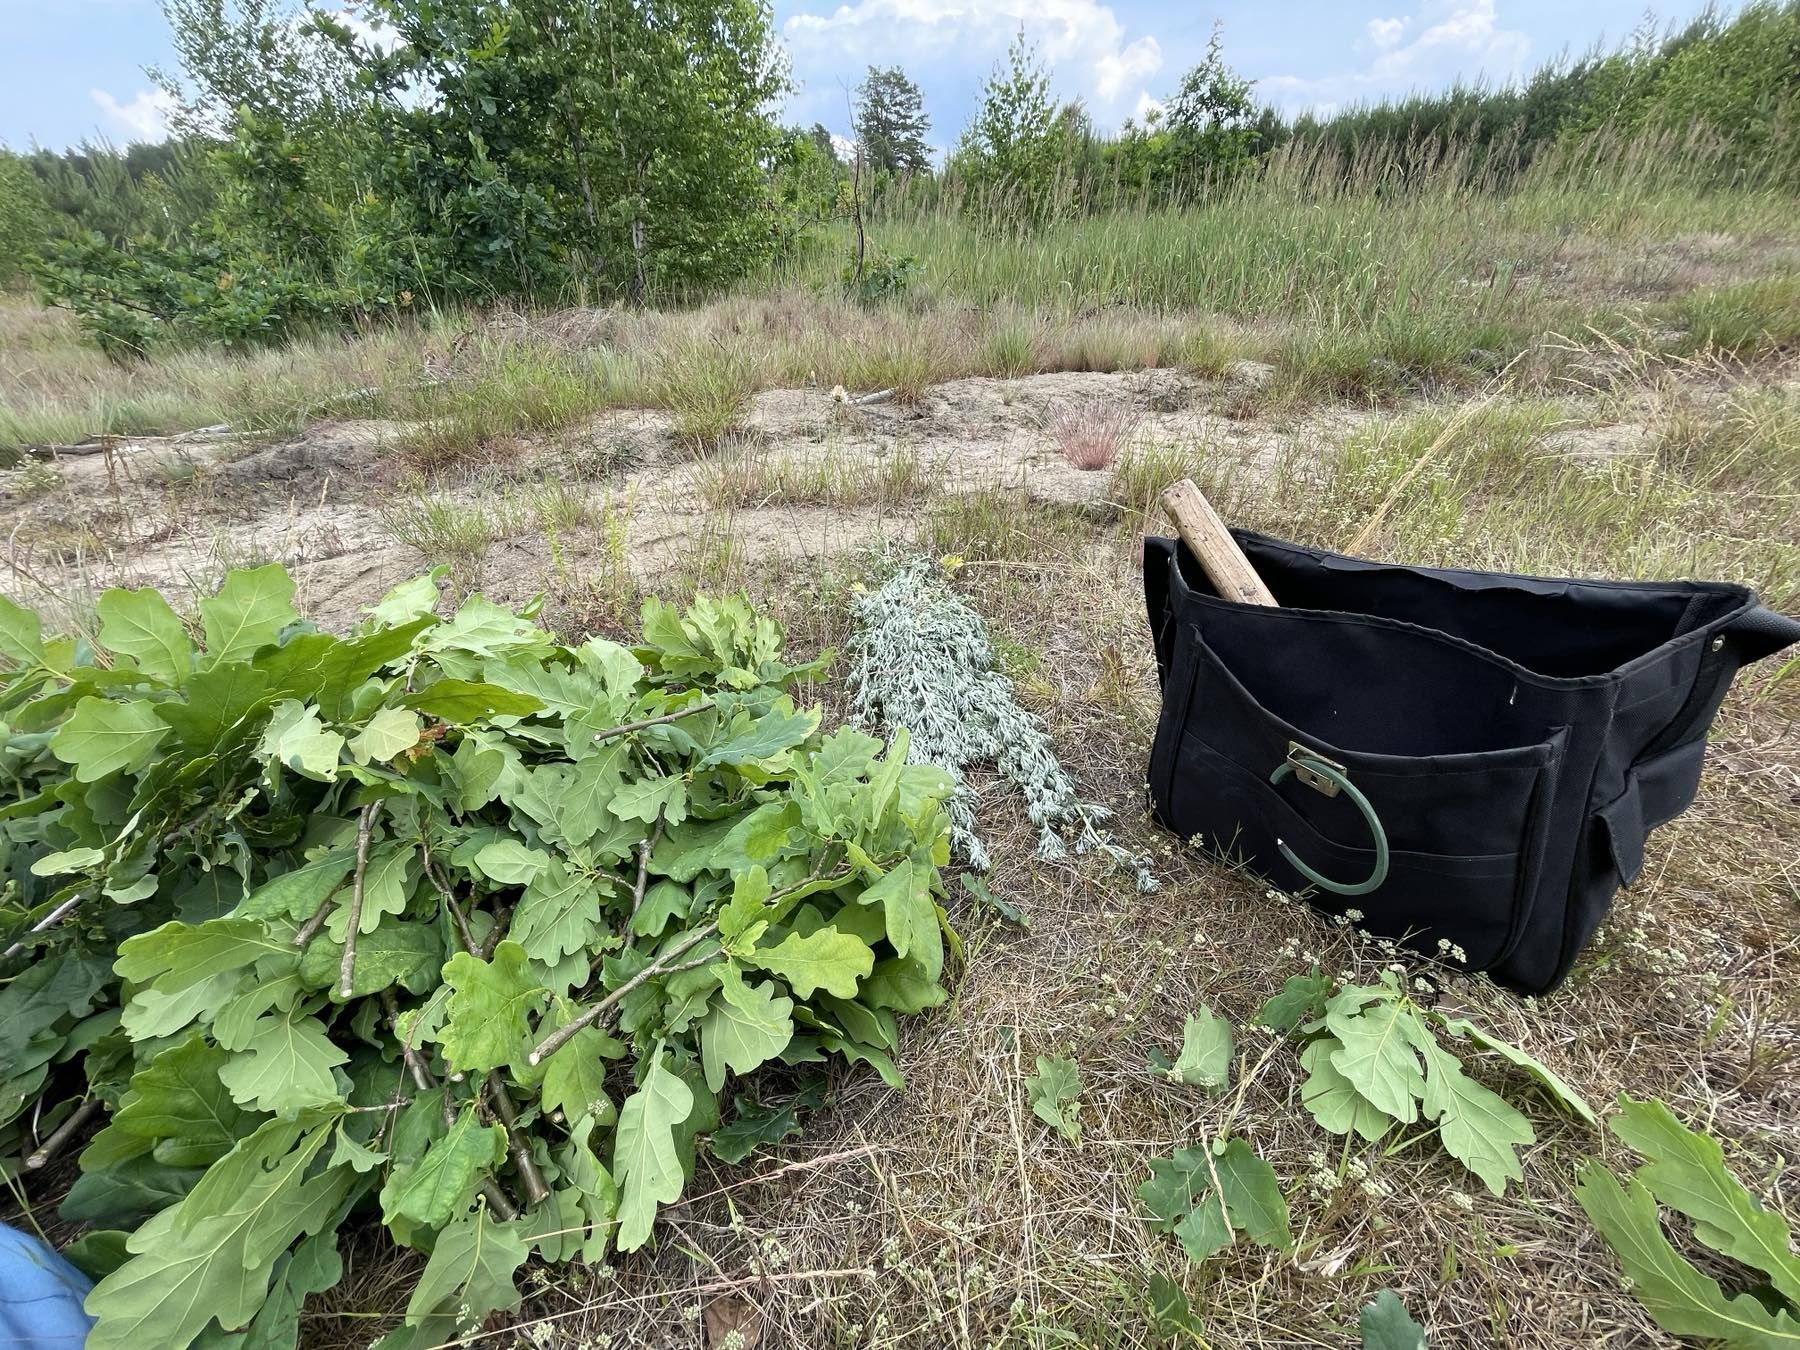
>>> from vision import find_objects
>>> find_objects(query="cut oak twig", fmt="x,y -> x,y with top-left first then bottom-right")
590,700 -> 714,746
478,904 -> 511,960
625,809 -> 668,947
292,878 -> 348,948
1159,478 -> 1278,607
486,1072 -> 551,1207
526,924 -> 721,1066
2,892 -> 87,961
422,858 -> 553,1209
24,1098 -> 103,1170
338,800 -> 385,999
528,860 -> 854,1066
381,989 -> 519,1221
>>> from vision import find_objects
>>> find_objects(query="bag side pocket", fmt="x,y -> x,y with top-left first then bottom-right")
1591,738 -> 1711,889
1160,627 -> 1569,971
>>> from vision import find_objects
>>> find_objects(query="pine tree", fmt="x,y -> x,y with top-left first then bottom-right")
855,66 -> 931,174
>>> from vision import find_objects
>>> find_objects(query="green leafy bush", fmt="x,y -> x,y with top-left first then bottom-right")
31,231 -> 346,356
843,248 -> 922,304
0,568 -> 956,1347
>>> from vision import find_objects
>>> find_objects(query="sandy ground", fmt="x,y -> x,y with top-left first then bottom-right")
5,349 -> 1800,1348
7,365 -> 1390,629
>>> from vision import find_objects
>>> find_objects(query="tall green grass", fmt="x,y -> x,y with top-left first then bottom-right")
5,124 -> 1797,460
773,126 -> 1798,334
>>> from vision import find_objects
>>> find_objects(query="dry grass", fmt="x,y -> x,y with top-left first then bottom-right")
3,179 -> 1799,1350
699,444 -> 934,511
296,514 -> 1789,1350
1041,397 -> 1146,471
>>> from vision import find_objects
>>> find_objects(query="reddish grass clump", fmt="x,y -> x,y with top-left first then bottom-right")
1043,397 -> 1144,470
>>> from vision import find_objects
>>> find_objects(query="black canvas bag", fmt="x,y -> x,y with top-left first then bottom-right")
1144,531 -> 1800,994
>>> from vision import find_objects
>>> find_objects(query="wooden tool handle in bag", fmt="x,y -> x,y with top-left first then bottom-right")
1159,478 -> 1279,607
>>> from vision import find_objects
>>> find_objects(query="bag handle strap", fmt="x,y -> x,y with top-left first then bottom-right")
1641,603 -> 1800,761
1725,603 -> 1800,660
1269,750 -> 1390,897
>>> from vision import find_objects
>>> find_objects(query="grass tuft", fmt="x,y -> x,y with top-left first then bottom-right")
699,445 -> 931,510
980,320 -> 1041,379
1041,397 -> 1144,470
376,494 -> 520,588
652,336 -> 759,448
843,328 -> 941,404
1671,274 -> 1800,357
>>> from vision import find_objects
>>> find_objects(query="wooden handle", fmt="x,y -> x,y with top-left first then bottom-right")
1159,479 -> 1279,607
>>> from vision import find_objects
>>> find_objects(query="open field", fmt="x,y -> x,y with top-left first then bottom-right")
3,176 -> 1799,1346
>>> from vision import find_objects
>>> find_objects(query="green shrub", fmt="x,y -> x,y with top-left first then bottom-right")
31,231 -> 345,357
0,152 -> 51,286
844,249 -> 922,304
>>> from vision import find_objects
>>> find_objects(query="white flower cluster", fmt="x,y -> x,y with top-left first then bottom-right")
847,559 -> 1157,890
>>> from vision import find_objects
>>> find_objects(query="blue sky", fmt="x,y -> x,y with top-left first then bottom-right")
2,0 -> 1728,154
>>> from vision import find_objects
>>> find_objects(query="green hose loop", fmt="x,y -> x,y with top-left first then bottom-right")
1268,753 -> 1390,897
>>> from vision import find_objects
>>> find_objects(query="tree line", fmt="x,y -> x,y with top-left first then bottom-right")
1,0 -> 1795,354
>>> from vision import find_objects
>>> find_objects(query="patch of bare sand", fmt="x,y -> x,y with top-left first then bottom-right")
1,370 -> 1372,627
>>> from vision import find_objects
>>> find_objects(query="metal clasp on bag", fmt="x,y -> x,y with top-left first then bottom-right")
1285,741 -> 1345,797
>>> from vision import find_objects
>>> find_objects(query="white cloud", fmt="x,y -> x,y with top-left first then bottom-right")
1261,1 -> 1530,116
320,6 -> 396,53
1095,35 -> 1162,101
90,87 -> 177,142
1367,16 -> 1409,49
1133,89 -> 1165,125
783,0 -> 1161,123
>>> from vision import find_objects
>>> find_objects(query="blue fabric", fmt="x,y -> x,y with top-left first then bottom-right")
0,1223 -> 94,1347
